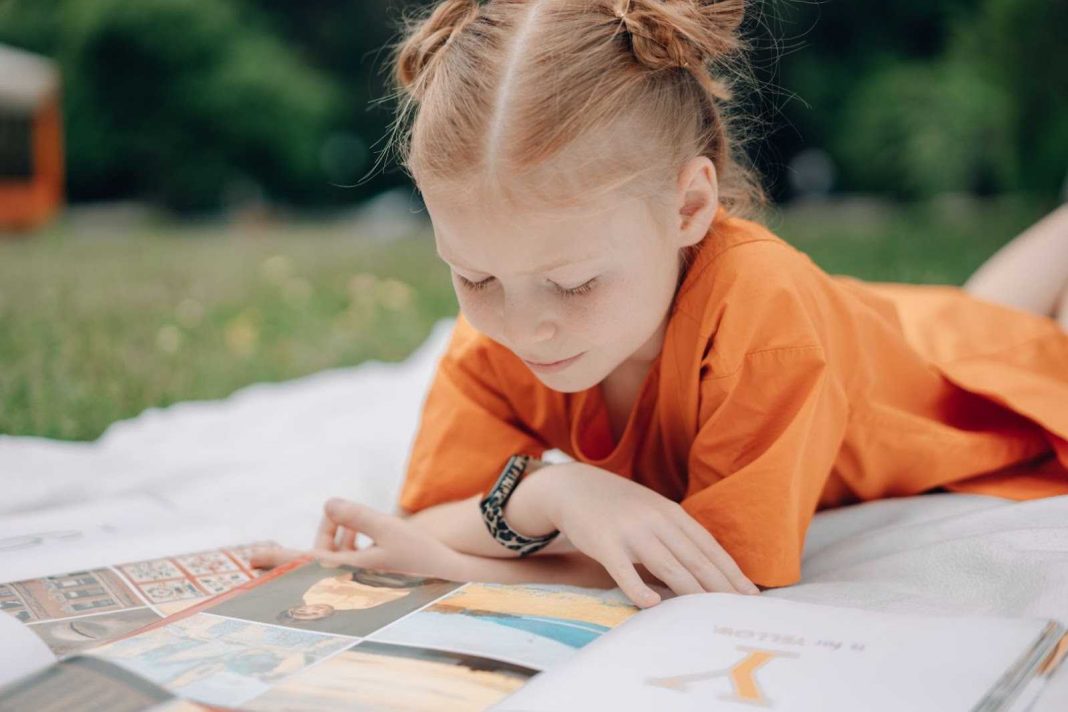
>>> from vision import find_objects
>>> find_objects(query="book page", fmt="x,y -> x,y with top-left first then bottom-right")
69,561 -> 638,710
0,611 -> 55,689
1,542 -> 270,659
0,655 -> 178,711
491,592 -> 1057,712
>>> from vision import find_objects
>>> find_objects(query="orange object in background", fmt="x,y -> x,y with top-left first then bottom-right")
0,43 -> 63,233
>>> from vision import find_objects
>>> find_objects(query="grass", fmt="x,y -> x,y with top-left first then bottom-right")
0,193 -> 1057,441
0,218 -> 456,440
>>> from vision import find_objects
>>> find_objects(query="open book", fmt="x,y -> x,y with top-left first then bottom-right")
2,548 -> 1066,711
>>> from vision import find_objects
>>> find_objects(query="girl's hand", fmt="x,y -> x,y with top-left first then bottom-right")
250,498 -> 465,581
533,463 -> 760,608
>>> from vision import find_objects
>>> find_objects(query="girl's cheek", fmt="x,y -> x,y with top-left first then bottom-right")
549,290 -> 616,344
453,290 -> 501,335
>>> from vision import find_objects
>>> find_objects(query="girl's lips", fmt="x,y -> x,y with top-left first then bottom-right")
524,351 -> 586,372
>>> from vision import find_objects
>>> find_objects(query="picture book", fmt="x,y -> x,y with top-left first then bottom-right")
0,542 -> 271,660
1,549 -> 1066,711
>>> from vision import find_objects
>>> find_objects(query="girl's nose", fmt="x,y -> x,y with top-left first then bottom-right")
504,317 -> 556,349
533,320 -> 555,342
501,296 -> 556,347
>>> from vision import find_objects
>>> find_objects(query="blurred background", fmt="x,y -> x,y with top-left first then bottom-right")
0,0 -> 1064,441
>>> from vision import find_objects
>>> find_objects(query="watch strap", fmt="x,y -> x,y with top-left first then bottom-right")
479,454 -> 560,557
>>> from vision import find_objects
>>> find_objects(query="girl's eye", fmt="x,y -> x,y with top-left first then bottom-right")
454,271 -> 598,296
555,277 -> 598,296
454,275 -> 495,292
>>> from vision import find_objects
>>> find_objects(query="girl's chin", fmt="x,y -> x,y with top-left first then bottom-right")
531,366 -> 602,394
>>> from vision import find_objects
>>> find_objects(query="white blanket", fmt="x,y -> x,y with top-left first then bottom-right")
2,316 -> 1066,708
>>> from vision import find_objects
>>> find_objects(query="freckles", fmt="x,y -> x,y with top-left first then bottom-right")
565,294 -> 613,335
567,296 -> 599,320
454,293 -> 493,328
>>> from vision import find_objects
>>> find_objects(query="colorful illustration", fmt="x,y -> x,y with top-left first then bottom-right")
28,607 -> 162,657
0,655 -> 174,711
88,612 -> 354,707
245,640 -> 536,712
1,569 -> 141,623
1,542 -> 272,656
206,561 -> 462,637
370,582 -> 637,671
117,544 -> 262,606
432,582 -> 637,643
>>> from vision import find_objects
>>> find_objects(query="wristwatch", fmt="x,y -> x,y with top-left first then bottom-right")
479,454 -> 560,557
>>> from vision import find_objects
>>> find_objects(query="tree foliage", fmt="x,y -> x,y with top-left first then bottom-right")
0,0 -> 1062,208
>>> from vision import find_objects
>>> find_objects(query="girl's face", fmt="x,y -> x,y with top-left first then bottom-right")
422,177 -> 708,393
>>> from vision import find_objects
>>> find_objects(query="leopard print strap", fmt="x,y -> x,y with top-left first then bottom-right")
479,454 -> 560,557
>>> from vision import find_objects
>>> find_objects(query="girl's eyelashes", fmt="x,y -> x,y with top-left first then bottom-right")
455,274 -> 598,298
454,275 -> 495,292
559,277 -> 598,297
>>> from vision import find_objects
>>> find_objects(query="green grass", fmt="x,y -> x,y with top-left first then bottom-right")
0,219 -> 456,440
0,194 -> 1057,441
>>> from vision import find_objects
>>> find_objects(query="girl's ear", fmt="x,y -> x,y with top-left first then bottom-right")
676,156 -> 719,248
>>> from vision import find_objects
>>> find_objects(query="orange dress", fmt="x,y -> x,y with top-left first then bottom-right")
397,208 -> 1068,588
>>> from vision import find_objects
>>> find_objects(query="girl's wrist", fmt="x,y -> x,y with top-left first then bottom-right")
500,459 -> 563,538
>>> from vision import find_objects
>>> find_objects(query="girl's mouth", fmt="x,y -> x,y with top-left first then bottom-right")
523,351 -> 586,372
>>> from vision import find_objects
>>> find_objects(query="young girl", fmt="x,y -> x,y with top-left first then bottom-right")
252,0 -> 1068,609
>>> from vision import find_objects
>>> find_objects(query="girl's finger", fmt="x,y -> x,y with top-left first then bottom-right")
317,546 -> 396,574
597,548 -> 662,609
654,523 -> 736,594
673,510 -> 759,594
338,526 -> 357,551
250,546 -> 305,570
314,509 -> 339,551
631,536 -> 705,598
324,498 -> 388,541
307,546 -> 364,568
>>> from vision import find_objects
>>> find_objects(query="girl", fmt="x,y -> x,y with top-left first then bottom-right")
252,0 -> 1068,609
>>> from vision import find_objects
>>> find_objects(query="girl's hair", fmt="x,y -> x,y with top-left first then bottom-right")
386,0 -> 766,265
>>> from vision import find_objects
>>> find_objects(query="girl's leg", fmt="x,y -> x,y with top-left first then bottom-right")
963,204 -> 1068,325
1057,282 -> 1068,331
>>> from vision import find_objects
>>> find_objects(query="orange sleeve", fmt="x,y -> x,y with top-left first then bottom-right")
681,345 -> 850,589
397,315 -> 549,514
678,239 -> 851,589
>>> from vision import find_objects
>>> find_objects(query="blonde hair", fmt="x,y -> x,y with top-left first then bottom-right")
385,0 -> 766,257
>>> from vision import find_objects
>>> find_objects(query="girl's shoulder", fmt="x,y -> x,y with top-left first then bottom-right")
679,212 -> 828,300
673,214 -> 844,374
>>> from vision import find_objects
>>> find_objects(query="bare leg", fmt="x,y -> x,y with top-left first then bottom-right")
1058,282 -> 1068,331
963,204 -> 1068,324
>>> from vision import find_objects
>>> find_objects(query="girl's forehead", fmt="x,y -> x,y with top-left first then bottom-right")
433,212 -> 646,278
426,190 -> 662,271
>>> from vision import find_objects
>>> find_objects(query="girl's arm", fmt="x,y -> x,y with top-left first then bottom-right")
454,548 -> 618,589
397,459 -> 577,559
400,459 -> 759,605
261,476 -> 757,611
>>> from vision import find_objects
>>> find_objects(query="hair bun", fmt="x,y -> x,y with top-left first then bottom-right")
395,0 -> 480,101
612,0 -> 745,73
